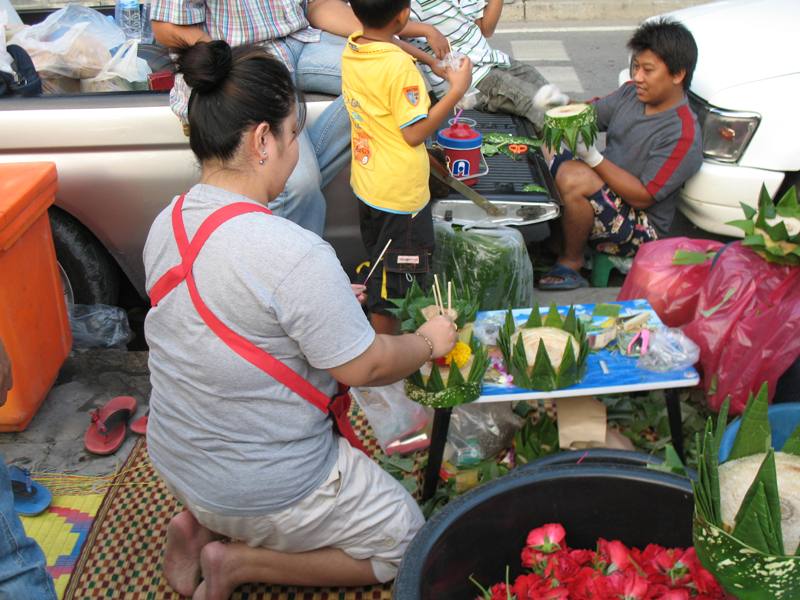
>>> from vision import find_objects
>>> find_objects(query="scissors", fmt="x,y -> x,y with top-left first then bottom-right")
508,143 -> 528,155
626,329 -> 650,355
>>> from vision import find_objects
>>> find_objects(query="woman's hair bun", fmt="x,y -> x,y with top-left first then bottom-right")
178,40 -> 234,93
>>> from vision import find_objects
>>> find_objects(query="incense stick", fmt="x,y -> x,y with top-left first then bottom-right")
433,274 -> 444,315
447,281 -> 452,312
362,238 -> 393,285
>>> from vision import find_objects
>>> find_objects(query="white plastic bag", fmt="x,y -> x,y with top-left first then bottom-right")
81,40 -> 150,92
637,328 -> 701,373
351,383 -> 433,455
0,9 -> 13,76
69,304 -> 132,349
11,5 -> 124,79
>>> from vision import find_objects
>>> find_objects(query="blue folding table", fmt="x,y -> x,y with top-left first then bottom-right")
422,299 -> 701,500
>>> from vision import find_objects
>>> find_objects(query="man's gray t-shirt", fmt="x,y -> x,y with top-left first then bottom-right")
143,184 -> 375,516
595,83 -> 702,235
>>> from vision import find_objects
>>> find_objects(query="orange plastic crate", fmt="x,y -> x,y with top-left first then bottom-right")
0,163 -> 72,431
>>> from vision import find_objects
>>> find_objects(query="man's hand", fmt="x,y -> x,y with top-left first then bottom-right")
445,56 -> 473,96
424,25 -> 450,59
532,84 -> 570,111
575,140 -> 604,168
0,339 -> 12,407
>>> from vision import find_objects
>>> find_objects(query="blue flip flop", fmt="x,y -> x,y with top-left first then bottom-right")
9,466 -> 52,517
539,264 -> 589,290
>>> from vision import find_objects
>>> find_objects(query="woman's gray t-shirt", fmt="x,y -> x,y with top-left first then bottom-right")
143,184 -> 375,516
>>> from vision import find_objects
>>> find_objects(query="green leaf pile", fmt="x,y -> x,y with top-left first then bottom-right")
727,184 -> 800,265
387,279 -> 479,333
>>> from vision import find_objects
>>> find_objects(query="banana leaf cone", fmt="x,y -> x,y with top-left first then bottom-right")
692,385 -> 800,599
727,185 -> 800,266
387,280 -> 479,333
405,334 -> 490,409
497,304 -> 589,391
542,103 -> 598,155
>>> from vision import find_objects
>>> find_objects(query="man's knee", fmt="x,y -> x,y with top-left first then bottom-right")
555,160 -> 601,198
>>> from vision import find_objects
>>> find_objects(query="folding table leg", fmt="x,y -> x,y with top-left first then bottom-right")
665,389 -> 684,462
422,407 -> 452,501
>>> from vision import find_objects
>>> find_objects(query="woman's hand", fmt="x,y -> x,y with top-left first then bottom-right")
416,315 -> 458,359
351,284 -> 367,305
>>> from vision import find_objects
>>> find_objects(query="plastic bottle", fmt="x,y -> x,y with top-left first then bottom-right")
115,0 -> 142,41
140,0 -> 153,44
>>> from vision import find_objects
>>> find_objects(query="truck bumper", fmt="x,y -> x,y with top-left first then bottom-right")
679,160 -> 786,237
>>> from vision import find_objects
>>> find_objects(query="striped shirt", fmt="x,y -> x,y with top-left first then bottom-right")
152,0 -> 320,122
409,0 -> 509,98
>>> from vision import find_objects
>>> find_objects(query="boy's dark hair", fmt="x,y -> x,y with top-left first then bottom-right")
627,18 -> 698,90
350,0 -> 410,29
178,41 -> 305,163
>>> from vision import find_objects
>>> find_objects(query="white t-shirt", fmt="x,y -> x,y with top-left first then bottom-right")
143,184 -> 375,516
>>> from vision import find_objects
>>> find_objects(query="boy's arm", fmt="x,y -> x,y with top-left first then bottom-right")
399,21 -> 450,59
401,57 -> 473,147
474,0 -> 503,38
306,0 -> 360,37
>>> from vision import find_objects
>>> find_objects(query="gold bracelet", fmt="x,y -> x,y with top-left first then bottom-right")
414,331 -> 434,359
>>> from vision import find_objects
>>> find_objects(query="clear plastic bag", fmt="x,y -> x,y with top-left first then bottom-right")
69,304 -> 132,349
0,9 -> 13,76
11,5 -> 124,79
637,328 -> 700,372
350,383 -> 433,455
434,222 -> 534,310
81,40 -> 150,92
447,403 -> 524,466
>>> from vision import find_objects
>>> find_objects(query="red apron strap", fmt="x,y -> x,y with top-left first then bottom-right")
147,194 -> 356,425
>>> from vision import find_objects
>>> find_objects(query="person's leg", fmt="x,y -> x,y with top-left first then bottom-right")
193,542 -> 378,599
309,96 -> 351,189
0,459 -> 57,600
268,129 -> 327,235
163,509 -> 220,597
475,61 -> 551,131
295,32 -> 346,96
539,160 -> 603,287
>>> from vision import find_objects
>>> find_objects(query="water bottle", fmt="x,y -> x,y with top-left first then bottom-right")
140,0 -> 153,44
115,0 -> 142,41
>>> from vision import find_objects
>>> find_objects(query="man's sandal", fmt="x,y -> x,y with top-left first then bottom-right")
538,264 -> 589,290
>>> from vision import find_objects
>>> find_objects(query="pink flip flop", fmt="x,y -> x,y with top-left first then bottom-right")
84,396 -> 138,455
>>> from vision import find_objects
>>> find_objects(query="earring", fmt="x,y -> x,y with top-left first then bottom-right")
259,159 -> 265,165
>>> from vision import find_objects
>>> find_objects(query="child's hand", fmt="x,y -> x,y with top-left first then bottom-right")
445,56 -> 473,95
351,284 -> 367,305
424,25 -> 450,59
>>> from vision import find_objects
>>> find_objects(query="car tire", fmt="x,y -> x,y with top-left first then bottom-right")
49,207 -> 120,306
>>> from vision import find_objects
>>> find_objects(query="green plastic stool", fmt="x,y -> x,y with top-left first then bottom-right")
591,252 -> 617,287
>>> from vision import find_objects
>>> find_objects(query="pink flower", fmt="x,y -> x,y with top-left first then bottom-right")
526,523 -> 566,554
597,538 -> 631,573
606,570 -> 649,600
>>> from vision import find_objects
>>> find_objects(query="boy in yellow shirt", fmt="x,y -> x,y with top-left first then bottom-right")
343,0 -> 472,334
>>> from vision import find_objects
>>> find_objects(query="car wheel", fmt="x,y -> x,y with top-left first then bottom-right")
49,207 -> 120,306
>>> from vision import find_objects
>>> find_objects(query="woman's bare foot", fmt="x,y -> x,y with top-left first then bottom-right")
193,541 -> 237,600
164,510 -> 217,596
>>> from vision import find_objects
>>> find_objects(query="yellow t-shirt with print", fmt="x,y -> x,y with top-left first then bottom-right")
342,33 -> 432,214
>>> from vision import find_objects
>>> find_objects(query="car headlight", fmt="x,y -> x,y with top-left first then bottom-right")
689,94 -> 760,163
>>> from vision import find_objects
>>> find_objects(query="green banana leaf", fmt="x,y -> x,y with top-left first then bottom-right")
782,425 -> 800,455
728,382 -> 771,460
731,450 -> 784,555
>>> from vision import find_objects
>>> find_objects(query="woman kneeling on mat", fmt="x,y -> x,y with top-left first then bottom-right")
143,41 -> 457,599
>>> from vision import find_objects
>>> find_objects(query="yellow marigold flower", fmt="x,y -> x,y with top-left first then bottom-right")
444,341 -> 472,368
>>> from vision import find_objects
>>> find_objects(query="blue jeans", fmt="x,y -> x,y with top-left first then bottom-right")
0,459 -> 57,600
269,32 -> 351,235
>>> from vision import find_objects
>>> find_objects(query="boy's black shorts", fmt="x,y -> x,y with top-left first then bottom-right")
359,202 -> 434,316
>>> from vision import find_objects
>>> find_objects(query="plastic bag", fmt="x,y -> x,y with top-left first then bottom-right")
1,9 -> 13,76
350,383 -> 433,455
447,403 -> 524,466
637,328 -> 700,372
683,242 -> 800,414
10,5 -> 124,80
617,237 -> 724,327
81,40 -> 150,92
434,222 -> 534,310
69,304 -> 132,349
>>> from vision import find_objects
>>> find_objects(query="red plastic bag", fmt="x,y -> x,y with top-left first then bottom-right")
617,237 -> 724,327
683,242 -> 800,415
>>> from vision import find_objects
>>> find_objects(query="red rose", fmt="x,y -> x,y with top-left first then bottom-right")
606,570 -> 650,600
526,523 -> 566,554
597,538 -> 631,573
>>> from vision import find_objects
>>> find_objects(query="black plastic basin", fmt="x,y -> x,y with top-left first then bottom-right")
394,453 -> 693,599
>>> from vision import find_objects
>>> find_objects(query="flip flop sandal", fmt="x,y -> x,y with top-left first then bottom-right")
538,264 -> 589,290
130,409 -> 148,436
84,395 -> 138,455
9,465 -> 52,516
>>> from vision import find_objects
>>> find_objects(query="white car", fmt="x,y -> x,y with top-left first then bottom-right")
630,0 -> 800,236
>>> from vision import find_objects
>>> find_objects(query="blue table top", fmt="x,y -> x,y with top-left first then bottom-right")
474,299 -> 700,403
